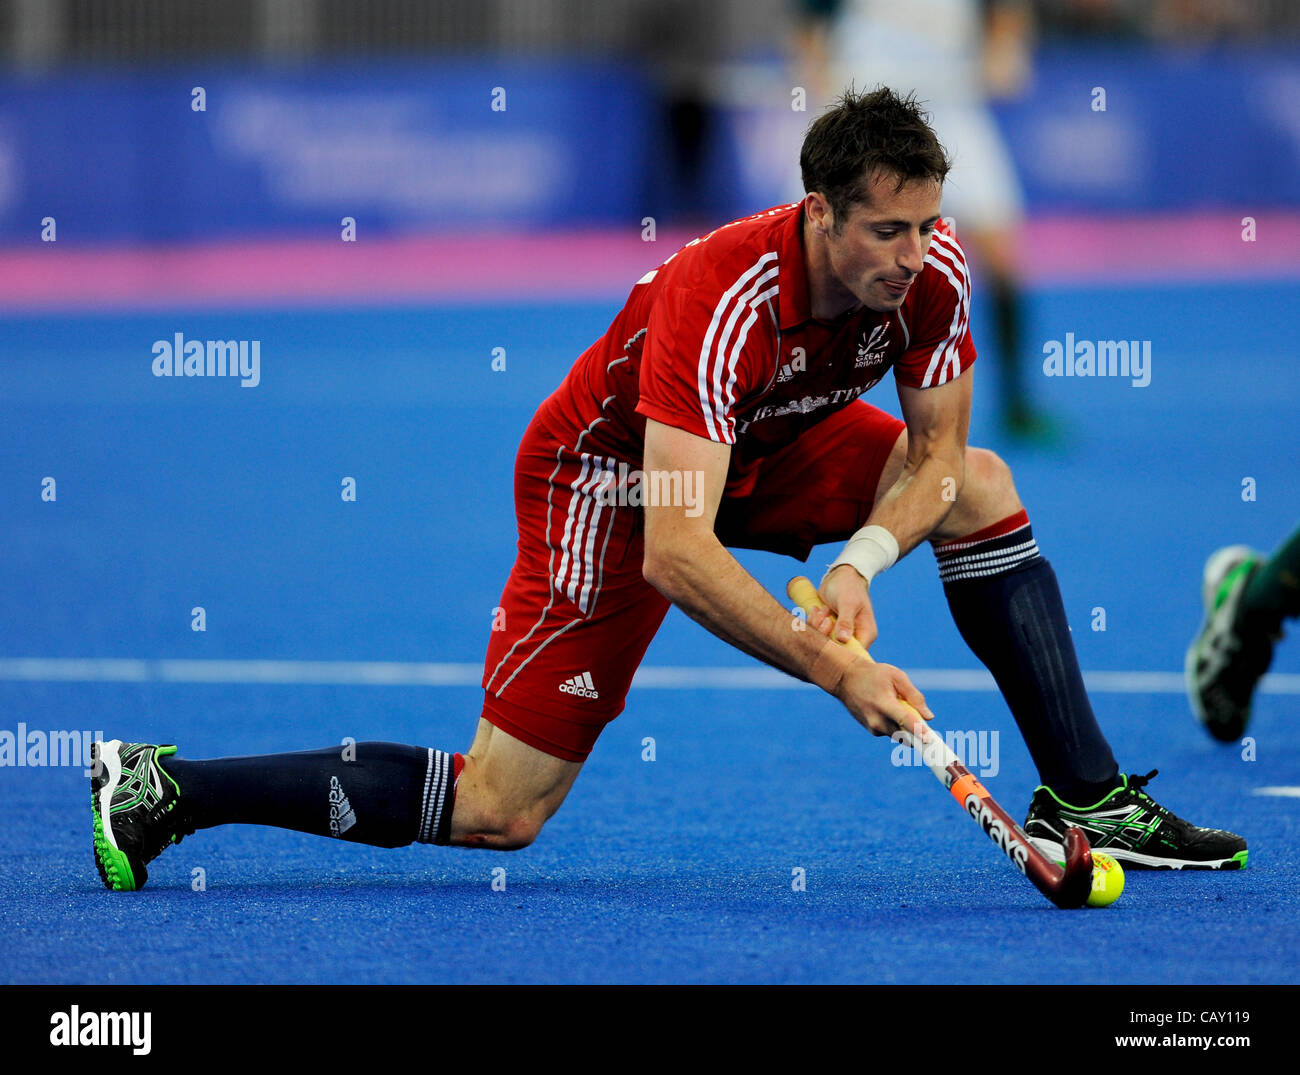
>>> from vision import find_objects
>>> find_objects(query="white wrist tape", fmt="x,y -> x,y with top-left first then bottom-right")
823,524 -> 899,587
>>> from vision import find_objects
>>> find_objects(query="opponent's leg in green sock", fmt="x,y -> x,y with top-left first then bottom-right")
1241,522 -> 1300,635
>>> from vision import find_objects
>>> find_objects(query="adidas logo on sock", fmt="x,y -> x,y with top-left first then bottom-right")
328,775 -> 356,836
559,671 -> 599,700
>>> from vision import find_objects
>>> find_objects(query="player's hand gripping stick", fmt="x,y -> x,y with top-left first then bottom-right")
788,576 -> 1094,910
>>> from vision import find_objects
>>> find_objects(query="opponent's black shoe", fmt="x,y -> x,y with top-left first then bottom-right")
1186,545 -> 1278,742
1024,770 -> 1248,870
91,740 -> 193,891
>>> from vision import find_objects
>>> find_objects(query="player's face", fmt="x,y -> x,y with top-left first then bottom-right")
823,172 -> 943,313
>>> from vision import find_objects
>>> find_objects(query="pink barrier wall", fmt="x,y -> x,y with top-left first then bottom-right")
2,212 -> 1296,313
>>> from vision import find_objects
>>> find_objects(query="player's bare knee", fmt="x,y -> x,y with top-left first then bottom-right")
489,813 -> 544,850
929,447 -> 1021,541
961,447 -> 1020,513
457,802 -> 545,850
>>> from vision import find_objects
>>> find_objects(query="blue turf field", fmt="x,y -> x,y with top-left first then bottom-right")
2,281 -> 1298,983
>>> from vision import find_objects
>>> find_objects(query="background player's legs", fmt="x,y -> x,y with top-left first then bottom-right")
876,430 -> 1119,801
1239,523 -> 1300,633
451,719 -> 583,849
925,102 -> 1051,441
961,227 -> 1053,441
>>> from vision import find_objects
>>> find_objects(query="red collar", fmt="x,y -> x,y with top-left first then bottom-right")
776,203 -> 813,331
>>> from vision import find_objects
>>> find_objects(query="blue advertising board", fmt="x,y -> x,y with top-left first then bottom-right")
0,60 -> 652,242
0,45 -> 1295,244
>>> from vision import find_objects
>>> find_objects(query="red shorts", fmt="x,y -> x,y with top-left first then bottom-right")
480,401 -> 905,762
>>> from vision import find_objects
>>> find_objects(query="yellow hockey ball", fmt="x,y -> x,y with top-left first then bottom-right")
1086,851 -> 1125,908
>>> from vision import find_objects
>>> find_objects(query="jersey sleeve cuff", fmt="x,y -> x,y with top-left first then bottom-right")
634,400 -> 732,445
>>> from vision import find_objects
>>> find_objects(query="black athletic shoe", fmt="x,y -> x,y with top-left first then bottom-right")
1024,770 -> 1248,870
1186,545 -> 1277,742
91,740 -> 193,891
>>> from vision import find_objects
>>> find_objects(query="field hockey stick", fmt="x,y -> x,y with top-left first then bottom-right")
788,575 -> 1094,910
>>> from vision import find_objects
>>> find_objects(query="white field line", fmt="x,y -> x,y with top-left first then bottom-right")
0,657 -> 1297,694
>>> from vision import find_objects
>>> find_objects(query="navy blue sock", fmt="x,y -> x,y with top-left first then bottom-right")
935,512 -> 1120,802
160,742 -> 461,847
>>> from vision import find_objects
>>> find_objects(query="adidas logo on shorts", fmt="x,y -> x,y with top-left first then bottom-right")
559,671 -> 600,700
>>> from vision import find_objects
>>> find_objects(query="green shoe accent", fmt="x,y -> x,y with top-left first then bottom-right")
1214,558 -> 1258,612
92,788 -> 138,892
1034,777 -> 1128,813
109,743 -> 179,814
1230,849 -> 1249,869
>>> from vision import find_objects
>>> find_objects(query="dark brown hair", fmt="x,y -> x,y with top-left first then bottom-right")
800,87 -> 950,230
